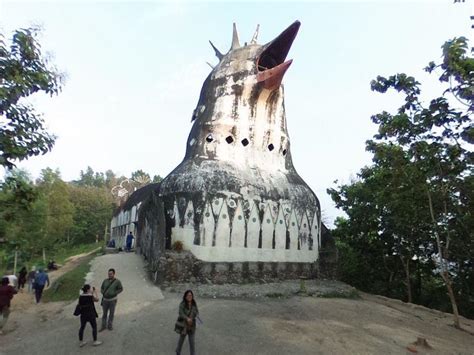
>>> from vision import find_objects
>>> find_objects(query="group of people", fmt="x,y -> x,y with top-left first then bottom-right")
2,264 -> 200,354
106,232 -> 135,252
16,266 -> 51,303
76,268 -> 199,354
76,268 -> 124,347
0,265 -> 52,334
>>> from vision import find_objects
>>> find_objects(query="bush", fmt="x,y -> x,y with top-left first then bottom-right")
172,241 -> 184,252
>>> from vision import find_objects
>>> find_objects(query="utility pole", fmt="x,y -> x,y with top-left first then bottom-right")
104,223 -> 108,244
13,247 -> 18,275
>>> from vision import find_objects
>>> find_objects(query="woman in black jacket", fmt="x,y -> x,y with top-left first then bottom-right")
78,284 -> 102,347
175,289 -> 199,355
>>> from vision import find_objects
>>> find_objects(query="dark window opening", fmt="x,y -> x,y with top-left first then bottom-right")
206,134 -> 213,143
241,138 -> 249,146
282,149 -> 287,156
268,144 -> 274,151
225,136 -> 234,144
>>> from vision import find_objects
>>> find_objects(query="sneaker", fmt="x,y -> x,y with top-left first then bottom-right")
98,327 -> 106,332
108,326 -> 113,331
93,341 -> 103,346
79,341 -> 87,347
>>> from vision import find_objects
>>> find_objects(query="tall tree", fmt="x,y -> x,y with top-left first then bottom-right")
36,168 -> 74,245
0,27 -> 63,168
69,185 -> 114,244
330,37 -> 473,327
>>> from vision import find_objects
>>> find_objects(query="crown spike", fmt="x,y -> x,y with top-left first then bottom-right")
231,23 -> 240,50
250,24 -> 260,44
209,41 -> 223,60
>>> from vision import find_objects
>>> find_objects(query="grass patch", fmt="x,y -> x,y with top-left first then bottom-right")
42,256 -> 94,302
1,243 -> 101,276
318,289 -> 361,299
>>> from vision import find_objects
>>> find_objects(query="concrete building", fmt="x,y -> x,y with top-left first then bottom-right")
111,21 -> 336,282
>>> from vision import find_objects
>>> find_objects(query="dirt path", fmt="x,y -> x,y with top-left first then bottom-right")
1,252 -> 473,355
9,247 -> 102,312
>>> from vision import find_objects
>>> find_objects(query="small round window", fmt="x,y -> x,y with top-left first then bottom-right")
206,134 -> 213,143
268,144 -> 274,151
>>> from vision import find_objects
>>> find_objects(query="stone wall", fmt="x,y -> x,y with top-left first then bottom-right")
153,250 -> 321,285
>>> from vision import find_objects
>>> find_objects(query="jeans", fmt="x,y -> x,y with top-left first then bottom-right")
79,317 -> 97,341
176,331 -> 195,355
35,285 -> 45,303
101,299 -> 117,329
28,280 -> 33,293
0,306 -> 10,330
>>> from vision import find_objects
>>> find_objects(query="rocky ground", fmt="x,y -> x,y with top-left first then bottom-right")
1,253 -> 473,355
164,278 -> 358,299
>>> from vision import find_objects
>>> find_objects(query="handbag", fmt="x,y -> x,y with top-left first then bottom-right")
73,304 -> 82,316
174,318 -> 186,334
174,304 -> 194,335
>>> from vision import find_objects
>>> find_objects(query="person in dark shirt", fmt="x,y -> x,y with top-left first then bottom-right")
34,268 -> 50,303
27,267 -> 36,293
18,267 -> 27,290
126,232 -> 134,252
0,277 -> 18,335
77,284 -> 102,347
175,289 -> 199,355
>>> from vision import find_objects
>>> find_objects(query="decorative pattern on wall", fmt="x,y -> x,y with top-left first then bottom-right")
167,195 -> 320,259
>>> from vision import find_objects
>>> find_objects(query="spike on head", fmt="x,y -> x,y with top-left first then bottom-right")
250,24 -> 260,44
209,41 -> 223,60
231,23 -> 240,50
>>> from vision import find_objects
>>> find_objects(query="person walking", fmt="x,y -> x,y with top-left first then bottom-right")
27,267 -> 36,293
34,268 -> 50,303
18,266 -> 27,290
0,277 -> 17,335
174,290 -> 199,355
77,284 -> 102,347
99,268 -> 123,331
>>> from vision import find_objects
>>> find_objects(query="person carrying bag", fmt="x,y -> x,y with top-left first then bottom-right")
175,290 -> 199,355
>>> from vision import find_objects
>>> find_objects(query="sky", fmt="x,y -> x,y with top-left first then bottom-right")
0,0 -> 472,226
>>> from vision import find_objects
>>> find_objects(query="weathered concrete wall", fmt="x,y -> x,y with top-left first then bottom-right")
155,251 -> 318,285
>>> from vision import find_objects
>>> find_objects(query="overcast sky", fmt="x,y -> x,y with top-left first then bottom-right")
1,0 -> 472,226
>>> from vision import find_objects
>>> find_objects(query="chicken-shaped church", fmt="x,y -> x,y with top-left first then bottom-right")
110,21 -> 336,283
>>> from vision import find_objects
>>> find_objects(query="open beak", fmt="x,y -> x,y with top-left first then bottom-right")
256,21 -> 300,90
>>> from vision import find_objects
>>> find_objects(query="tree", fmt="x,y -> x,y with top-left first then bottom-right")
76,166 -> 106,188
69,185 -> 114,244
152,174 -> 163,183
0,27 -> 63,168
36,168 -> 74,245
330,37 -> 473,327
